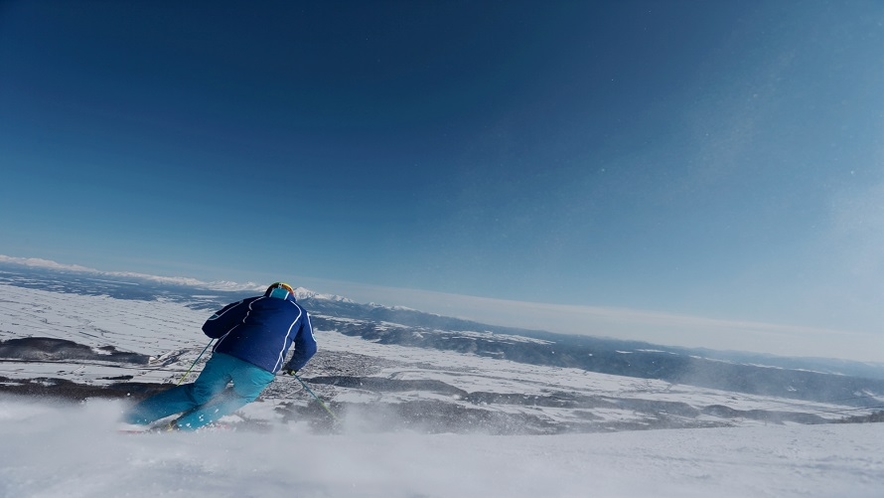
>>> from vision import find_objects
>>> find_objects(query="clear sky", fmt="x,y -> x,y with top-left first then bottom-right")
1,1 -> 882,360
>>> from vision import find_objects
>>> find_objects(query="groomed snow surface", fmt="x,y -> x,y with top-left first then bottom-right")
0,397 -> 881,498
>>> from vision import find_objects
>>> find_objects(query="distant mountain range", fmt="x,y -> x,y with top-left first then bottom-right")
2,261 -> 883,411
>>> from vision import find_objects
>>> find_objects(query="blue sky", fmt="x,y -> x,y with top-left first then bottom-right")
1,1 -> 882,360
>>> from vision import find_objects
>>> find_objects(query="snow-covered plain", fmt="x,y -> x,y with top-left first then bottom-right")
1,282 -> 882,497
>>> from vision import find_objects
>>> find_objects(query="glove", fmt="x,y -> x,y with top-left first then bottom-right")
282,368 -> 299,376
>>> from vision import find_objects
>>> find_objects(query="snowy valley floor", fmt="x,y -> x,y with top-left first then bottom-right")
1,396 -> 882,498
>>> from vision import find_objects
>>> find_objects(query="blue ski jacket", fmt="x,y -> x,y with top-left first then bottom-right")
202,288 -> 316,373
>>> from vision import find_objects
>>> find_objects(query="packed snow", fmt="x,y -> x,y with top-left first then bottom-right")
0,397 -> 881,498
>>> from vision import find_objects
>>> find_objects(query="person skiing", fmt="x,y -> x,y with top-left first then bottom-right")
124,282 -> 316,431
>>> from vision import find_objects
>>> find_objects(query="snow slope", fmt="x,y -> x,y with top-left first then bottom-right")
1,282 -> 883,497
0,397 -> 881,498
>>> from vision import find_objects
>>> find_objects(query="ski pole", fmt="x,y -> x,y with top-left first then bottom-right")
294,373 -> 340,423
175,339 -> 214,386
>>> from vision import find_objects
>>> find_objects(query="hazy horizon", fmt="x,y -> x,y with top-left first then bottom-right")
2,253 -> 881,363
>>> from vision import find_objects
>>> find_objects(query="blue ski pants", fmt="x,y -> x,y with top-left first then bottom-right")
124,352 -> 276,431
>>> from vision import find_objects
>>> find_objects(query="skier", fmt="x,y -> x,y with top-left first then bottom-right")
123,282 -> 316,431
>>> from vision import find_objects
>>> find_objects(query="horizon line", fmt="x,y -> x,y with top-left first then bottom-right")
1,253 -> 881,363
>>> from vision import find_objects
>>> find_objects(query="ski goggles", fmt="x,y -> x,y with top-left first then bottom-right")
271,282 -> 295,294
268,282 -> 295,299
